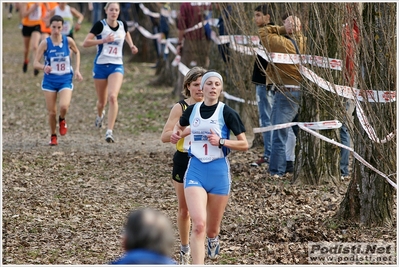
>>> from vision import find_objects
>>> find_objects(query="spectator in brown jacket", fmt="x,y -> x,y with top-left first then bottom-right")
258,15 -> 306,178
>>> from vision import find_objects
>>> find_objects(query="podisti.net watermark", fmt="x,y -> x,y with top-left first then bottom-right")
308,242 -> 396,264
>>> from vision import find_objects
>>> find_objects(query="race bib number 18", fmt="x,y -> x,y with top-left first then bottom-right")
50,57 -> 70,75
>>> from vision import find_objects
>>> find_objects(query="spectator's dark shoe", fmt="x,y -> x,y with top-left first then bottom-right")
286,161 -> 294,174
250,157 -> 270,167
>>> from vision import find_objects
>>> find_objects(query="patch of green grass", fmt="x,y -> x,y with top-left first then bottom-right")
28,227 -> 39,234
27,249 -> 40,258
64,164 -> 75,170
325,219 -> 340,230
98,175 -> 108,181
218,254 -> 239,264
48,249 -> 61,264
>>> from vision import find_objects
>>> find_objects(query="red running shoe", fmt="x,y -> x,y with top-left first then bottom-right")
49,135 -> 58,146
59,119 -> 67,136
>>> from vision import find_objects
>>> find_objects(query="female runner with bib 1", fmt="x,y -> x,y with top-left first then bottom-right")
171,70 -> 249,264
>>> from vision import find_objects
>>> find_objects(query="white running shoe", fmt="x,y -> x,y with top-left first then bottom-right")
105,131 -> 114,143
179,250 -> 190,265
207,238 -> 220,260
95,110 -> 105,128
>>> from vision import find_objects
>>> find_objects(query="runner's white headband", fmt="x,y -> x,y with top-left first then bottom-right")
200,72 -> 223,90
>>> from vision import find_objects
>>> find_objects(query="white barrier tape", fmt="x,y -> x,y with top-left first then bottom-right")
253,120 -> 342,134
164,35 -> 395,145
222,92 -> 257,105
300,66 -> 396,143
301,120 -> 343,130
179,63 -> 190,77
138,3 -> 178,25
135,6 -> 343,71
354,100 -> 397,144
133,7 -> 397,188
171,55 -> 180,67
217,35 -> 260,46
132,22 -> 163,40
130,18 -> 396,145
297,124 -> 397,189
139,3 -> 160,18
226,42 -> 396,104
228,41 -> 343,71
183,18 -> 219,35
300,65 -> 396,103
131,17 -> 218,43
210,31 -> 222,46
254,121 -> 397,189
174,56 -> 257,105
165,39 -> 177,55
170,54 -> 190,78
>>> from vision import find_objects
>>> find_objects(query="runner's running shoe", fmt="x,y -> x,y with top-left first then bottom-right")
95,110 -> 105,128
105,131 -> 114,143
59,119 -> 67,136
23,62 -> 28,73
49,135 -> 58,146
207,238 -> 220,260
179,250 -> 190,265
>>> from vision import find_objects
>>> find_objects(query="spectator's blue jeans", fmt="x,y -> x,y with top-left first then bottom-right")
92,3 -> 104,25
340,123 -> 350,176
269,91 -> 301,176
255,84 -> 274,159
286,127 -> 296,162
340,100 -> 353,176
120,3 -> 131,21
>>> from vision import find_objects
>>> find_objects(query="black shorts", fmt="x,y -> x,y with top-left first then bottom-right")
22,25 -> 41,37
172,151 -> 190,183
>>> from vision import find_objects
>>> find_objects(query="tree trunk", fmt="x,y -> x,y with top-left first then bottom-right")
126,3 -> 162,63
149,54 -> 176,88
294,3 -> 341,185
335,2 -> 396,226
335,113 -> 395,226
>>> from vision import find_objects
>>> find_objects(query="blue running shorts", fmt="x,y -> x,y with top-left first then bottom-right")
42,80 -> 73,92
184,156 -> 231,195
93,63 -> 124,79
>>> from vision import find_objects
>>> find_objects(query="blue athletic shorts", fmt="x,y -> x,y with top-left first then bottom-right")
184,156 -> 231,195
42,80 -> 73,92
93,63 -> 124,79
